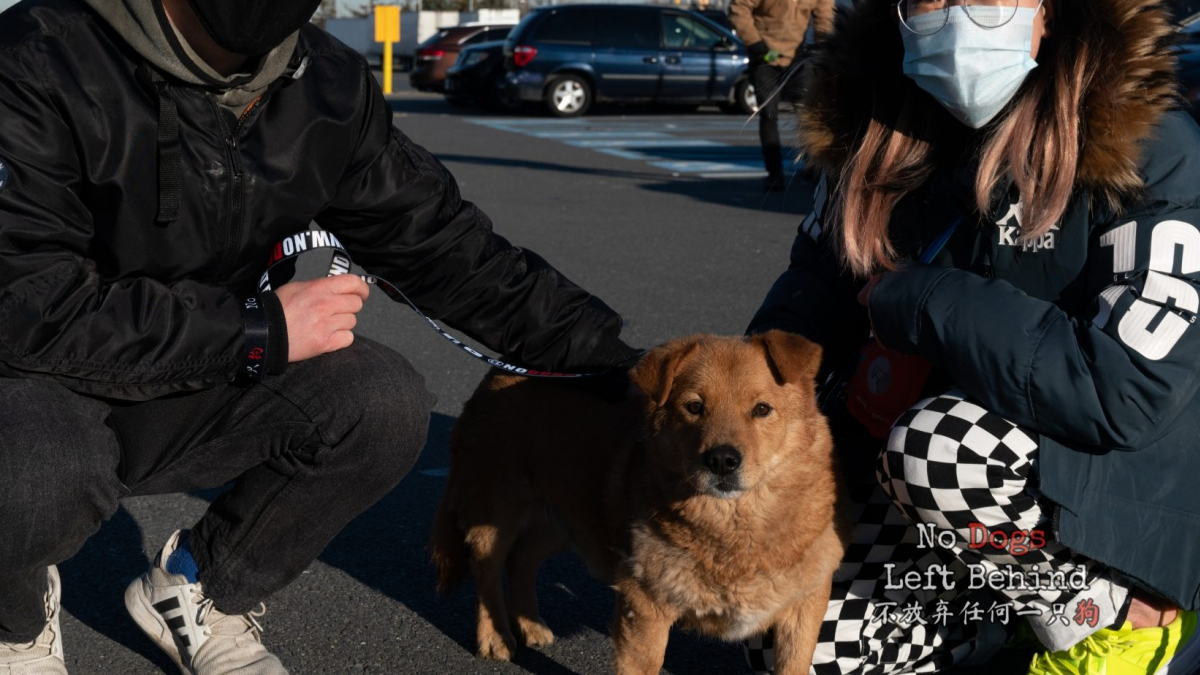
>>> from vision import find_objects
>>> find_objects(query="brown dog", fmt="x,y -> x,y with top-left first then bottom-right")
431,332 -> 847,674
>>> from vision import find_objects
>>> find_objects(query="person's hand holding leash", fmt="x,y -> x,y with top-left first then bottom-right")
275,275 -> 370,362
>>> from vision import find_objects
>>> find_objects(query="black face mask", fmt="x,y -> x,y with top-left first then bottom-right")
185,0 -> 323,57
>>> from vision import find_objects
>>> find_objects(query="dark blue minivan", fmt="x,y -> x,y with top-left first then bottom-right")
503,4 -> 754,117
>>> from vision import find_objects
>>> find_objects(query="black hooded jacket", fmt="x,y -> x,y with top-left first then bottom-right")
0,0 -> 635,401
749,0 -> 1200,608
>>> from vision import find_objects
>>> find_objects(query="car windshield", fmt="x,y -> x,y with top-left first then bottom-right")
418,30 -> 452,49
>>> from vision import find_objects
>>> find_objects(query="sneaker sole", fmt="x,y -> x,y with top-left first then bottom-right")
124,577 -> 190,675
1161,622 -> 1200,675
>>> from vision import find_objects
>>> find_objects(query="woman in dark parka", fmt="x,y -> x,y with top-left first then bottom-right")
744,0 -> 1200,673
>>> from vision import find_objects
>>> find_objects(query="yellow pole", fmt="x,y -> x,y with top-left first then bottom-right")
375,5 -> 400,94
383,40 -> 394,94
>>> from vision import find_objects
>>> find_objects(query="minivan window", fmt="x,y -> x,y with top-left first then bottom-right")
593,9 -> 659,50
506,12 -> 539,46
535,10 -> 593,45
662,13 -> 724,50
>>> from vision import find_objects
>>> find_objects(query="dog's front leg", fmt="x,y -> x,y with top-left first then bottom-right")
771,577 -> 833,675
610,581 -> 675,675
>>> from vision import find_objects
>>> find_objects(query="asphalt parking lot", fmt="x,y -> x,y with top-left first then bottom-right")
56,80 -> 1029,674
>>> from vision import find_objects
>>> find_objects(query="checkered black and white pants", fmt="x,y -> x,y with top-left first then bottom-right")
744,391 -> 1130,674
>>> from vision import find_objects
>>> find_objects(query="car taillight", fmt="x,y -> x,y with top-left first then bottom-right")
512,45 -> 537,68
418,48 -> 445,61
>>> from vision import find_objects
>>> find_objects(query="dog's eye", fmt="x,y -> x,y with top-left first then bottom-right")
752,402 -> 773,418
685,401 -> 704,416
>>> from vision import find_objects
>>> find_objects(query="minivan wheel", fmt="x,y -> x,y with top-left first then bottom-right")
721,78 -> 758,116
545,74 -> 592,117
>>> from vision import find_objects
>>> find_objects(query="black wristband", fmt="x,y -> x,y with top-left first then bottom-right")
261,291 -> 289,376
235,295 -> 270,384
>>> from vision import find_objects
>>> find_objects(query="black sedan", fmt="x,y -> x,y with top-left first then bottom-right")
444,40 -> 518,111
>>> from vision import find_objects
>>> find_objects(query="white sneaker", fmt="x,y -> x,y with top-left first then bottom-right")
124,531 -> 288,675
0,565 -> 67,675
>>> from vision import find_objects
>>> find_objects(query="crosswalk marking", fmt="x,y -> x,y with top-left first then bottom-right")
466,116 -> 800,178
564,139 -> 724,148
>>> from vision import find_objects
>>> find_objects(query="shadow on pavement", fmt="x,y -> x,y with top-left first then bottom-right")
311,411 -> 752,674
434,153 -> 816,216
510,648 -> 589,675
313,412 -> 614,650
642,173 -> 816,217
59,506 -> 178,674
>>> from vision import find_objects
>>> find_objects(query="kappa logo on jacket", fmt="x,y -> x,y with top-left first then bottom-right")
996,200 -> 1059,252
0,158 -> 8,195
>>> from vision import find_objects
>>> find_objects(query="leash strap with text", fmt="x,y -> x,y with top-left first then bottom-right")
257,230 -> 635,379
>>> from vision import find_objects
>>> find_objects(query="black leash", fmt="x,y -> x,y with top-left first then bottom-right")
257,230 -> 638,378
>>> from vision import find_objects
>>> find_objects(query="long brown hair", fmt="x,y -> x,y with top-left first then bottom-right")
823,0 -> 1174,277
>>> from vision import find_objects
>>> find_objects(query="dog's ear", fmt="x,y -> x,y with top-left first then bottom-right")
629,338 -> 702,408
753,330 -> 823,386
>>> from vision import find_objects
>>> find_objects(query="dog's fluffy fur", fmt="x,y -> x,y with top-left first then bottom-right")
431,332 -> 848,674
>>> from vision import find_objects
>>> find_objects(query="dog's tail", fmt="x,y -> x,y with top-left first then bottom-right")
430,489 -> 470,593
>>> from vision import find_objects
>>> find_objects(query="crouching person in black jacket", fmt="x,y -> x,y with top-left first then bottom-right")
0,0 -> 637,673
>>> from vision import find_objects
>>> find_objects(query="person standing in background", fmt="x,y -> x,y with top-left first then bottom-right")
729,0 -> 834,192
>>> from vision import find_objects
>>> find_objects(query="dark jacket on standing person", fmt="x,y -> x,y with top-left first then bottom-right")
728,0 -> 835,67
749,0 -> 1200,610
0,0 -> 636,402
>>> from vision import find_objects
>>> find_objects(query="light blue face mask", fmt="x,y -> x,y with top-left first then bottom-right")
901,4 -> 1043,128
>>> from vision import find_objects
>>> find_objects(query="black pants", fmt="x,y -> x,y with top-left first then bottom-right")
0,337 -> 435,643
750,63 -> 786,178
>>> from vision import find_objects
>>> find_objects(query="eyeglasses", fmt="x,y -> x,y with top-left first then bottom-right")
895,0 -> 1038,36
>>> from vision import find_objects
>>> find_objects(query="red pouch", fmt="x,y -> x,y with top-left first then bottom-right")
845,340 -> 933,439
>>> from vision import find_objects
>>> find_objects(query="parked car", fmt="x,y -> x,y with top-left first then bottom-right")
445,40 -> 519,110
410,23 -> 515,92
1180,7 -> 1200,120
502,4 -> 754,117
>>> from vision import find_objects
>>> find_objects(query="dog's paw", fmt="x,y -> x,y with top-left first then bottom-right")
517,617 -> 555,648
477,631 -> 517,661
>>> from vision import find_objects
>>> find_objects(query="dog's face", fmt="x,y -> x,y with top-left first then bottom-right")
628,331 -> 825,499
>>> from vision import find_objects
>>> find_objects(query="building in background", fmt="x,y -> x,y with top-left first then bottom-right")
325,8 -> 518,68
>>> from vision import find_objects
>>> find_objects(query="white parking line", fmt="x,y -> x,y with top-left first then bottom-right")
466,116 -> 784,177
565,139 -> 725,148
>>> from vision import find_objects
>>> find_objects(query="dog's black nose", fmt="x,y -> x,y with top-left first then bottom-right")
703,446 -> 742,475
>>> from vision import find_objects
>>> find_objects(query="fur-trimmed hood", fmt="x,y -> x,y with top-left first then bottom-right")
796,0 -> 1181,197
